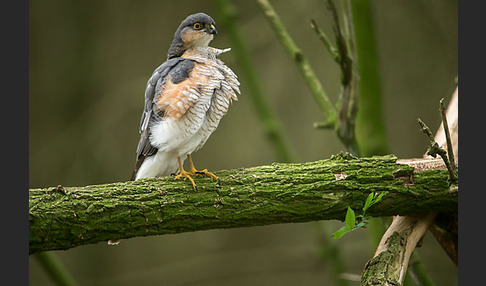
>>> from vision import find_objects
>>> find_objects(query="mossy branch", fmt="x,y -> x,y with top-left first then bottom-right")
29,155 -> 456,255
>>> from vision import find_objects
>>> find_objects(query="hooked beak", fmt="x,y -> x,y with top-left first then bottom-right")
208,24 -> 217,35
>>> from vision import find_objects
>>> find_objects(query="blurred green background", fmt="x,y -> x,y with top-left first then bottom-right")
29,0 -> 457,285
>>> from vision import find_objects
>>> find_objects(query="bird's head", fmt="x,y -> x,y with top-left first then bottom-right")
168,13 -> 217,59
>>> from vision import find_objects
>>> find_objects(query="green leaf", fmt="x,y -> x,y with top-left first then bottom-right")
374,192 -> 385,204
345,207 -> 356,230
365,192 -> 385,211
332,226 -> 352,239
363,192 -> 374,212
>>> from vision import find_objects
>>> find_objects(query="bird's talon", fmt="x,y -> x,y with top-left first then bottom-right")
174,171 -> 198,190
199,169 -> 220,183
172,156 -> 221,189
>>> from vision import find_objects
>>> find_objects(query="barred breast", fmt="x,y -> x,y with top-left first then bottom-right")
191,55 -> 240,152
149,47 -> 240,158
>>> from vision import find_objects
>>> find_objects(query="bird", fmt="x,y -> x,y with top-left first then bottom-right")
131,12 -> 240,189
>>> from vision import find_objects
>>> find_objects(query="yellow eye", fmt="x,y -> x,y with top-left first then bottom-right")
193,23 -> 202,30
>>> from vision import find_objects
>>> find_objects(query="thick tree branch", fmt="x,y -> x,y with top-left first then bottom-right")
29,154 -> 456,255
361,214 -> 437,286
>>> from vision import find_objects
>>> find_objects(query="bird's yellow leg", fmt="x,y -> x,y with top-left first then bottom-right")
174,156 -> 197,189
187,154 -> 221,185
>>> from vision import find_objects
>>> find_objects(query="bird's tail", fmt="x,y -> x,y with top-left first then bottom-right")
131,151 -> 180,180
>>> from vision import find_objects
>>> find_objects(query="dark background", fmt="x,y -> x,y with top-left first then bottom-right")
29,0 -> 458,285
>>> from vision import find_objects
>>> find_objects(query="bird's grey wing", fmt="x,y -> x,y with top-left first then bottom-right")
131,57 -> 188,180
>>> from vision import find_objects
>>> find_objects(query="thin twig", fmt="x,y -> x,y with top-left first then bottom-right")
313,120 -> 335,129
418,118 -> 436,141
417,118 -> 457,184
341,0 -> 359,124
326,0 -> 352,87
341,0 -> 357,63
325,0 -> 359,155
255,0 -> 337,124
310,19 -> 340,62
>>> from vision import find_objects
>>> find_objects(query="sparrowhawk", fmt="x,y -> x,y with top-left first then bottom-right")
131,12 -> 240,189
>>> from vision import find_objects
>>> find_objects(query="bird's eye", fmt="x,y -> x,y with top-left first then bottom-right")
193,23 -> 202,30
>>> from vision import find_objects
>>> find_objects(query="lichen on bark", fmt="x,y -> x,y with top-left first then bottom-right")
29,155 -> 456,254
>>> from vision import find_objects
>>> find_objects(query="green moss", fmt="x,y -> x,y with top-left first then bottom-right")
361,232 -> 404,285
29,156 -> 455,254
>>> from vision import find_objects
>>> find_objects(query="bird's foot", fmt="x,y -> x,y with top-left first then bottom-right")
190,167 -> 221,186
174,169 -> 198,190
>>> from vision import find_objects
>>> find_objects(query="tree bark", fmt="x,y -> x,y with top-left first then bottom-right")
29,154 -> 456,255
